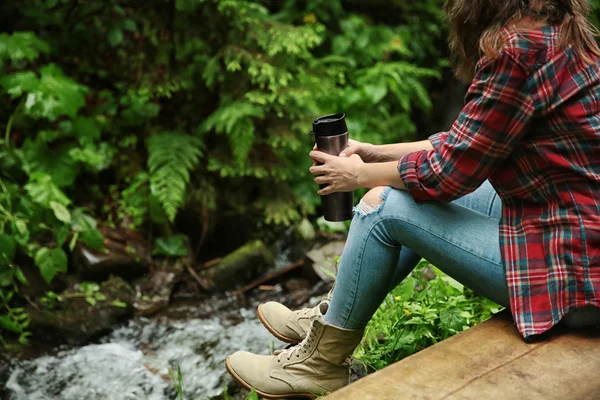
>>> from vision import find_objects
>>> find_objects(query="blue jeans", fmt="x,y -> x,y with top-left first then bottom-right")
324,181 -> 600,330
325,181 -> 507,330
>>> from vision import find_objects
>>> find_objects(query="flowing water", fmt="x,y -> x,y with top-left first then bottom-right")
2,299 -> 292,400
0,236 -> 330,400
1,281 -> 328,400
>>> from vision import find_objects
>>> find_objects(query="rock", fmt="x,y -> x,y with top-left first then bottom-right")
72,226 -> 151,281
198,240 -> 274,291
27,276 -> 135,344
133,266 -> 181,317
306,240 -> 346,282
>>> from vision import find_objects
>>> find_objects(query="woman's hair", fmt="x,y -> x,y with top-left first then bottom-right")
445,0 -> 600,82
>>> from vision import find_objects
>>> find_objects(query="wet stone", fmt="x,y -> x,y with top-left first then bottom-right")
26,276 -> 135,344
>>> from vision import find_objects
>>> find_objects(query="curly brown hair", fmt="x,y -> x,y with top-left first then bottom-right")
445,0 -> 600,82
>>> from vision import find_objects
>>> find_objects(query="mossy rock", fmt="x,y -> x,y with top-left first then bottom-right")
199,240 -> 274,291
27,276 -> 135,344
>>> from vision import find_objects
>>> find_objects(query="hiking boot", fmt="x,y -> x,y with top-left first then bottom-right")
257,287 -> 334,344
226,315 -> 363,399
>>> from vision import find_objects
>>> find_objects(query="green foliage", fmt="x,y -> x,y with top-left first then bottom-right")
246,389 -> 260,400
1,64 -> 88,121
148,133 -> 203,222
0,31 -> 51,65
153,235 -> 188,257
354,260 -> 504,370
0,0 -> 500,343
34,247 -> 67,285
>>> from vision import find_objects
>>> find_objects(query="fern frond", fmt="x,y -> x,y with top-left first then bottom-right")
148,132 -> 203,222
201,101 -> 264,165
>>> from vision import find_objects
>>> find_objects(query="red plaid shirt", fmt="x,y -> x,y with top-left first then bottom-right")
398,25 -> 600,339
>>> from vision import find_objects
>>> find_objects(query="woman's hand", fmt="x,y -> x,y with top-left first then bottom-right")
339,139 -> 380,162
313,139 -> 380,163
309,151 -> 365,196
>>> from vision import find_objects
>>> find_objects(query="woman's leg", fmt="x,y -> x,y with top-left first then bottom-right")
387,180 -> 502,290
325,182 -> 508,330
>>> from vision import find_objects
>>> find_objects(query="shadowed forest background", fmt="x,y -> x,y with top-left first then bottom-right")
0,1 -> 599,399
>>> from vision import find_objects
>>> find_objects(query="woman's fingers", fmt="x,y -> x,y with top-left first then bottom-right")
318,185 -> 335,196
309,164 -> 326,175
309,151 -> 332,163
313,176 -> 331,184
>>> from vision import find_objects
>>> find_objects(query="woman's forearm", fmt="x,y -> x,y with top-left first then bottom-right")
358,161 -> 408,190
371,140 -> 433,162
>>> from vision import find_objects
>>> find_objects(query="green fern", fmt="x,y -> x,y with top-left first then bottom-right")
148,132 -> 203,222
201,101 -> 264,165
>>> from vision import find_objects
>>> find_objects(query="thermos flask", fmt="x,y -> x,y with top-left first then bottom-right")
310,113 -> 354,222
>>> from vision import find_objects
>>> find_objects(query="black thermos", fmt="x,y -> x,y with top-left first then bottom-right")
310,113 -> 354,222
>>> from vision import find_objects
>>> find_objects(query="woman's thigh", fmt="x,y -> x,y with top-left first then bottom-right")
378,185 -> 509,307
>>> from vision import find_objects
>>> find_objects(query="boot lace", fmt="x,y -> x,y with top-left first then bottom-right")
277,316 -> 319,362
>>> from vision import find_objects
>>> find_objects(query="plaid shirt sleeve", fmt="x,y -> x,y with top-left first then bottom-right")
398,52 -> 535,202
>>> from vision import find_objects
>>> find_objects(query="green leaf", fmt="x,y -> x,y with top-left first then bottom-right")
69,231 -> 79,252
0,64 -> 87,121
0,234 -> 16,263
108,28 -> 124,47
0,315 -> 20,333
85,297 -> 97,306
246,389 -> 259,400
0,71 -> 38,97
50,201 -> 71,224
393,276 -> 415,301
153,235 -> 188,257
72,117 -> 101,143
0,32 -> 51,64
148,194 -> 167,225
95,292 -> 106,301
24,173 -> 71,207
69,143 -> 114,171
363,83 -> 388,104
34,247 -> 67,285
148,133 -> 203,222
21,139 -> 78,187
71,208 -> 97,232
56,225 -> 70,246
122,19 -> 137,32
440,307 -> 466,333
15,267 -> 28,285
81,229 -> 104,251
110,300 -> 127,308
0,267 -> 14,287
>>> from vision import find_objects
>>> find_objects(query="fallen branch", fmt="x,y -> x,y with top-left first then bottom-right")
232,258 -> 305,297
186,263 -> 206,290
198,257 -> 222,270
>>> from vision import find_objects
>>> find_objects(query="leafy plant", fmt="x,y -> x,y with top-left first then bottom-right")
354,260 -> 504,370
148,133 -> 203,222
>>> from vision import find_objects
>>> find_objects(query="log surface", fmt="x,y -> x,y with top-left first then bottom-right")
325,312 -> 600,400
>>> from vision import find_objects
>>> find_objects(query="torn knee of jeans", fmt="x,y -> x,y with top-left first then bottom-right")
354,186 -> 391,217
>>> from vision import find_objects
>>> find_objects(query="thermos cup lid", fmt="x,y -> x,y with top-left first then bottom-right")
310,113 -> 348,137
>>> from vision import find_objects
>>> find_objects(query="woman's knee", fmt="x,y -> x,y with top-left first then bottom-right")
355,186 -> 389,216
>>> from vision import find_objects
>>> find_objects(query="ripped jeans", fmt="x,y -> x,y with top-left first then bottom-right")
323,181 -> 600,330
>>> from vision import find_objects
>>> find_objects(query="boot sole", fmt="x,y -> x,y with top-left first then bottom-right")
256,304 -> 303,344
225,356 -> 318,399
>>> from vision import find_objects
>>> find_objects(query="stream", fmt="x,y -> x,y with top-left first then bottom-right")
1,281 -> 329,400
0,234 -> 337,400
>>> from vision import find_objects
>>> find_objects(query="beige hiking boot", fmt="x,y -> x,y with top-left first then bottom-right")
257,287 -> 334,344
257,300 -> 329,344
226,315 -> 364,399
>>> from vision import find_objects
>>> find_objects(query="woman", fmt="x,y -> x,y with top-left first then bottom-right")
226,0 -> 600,398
